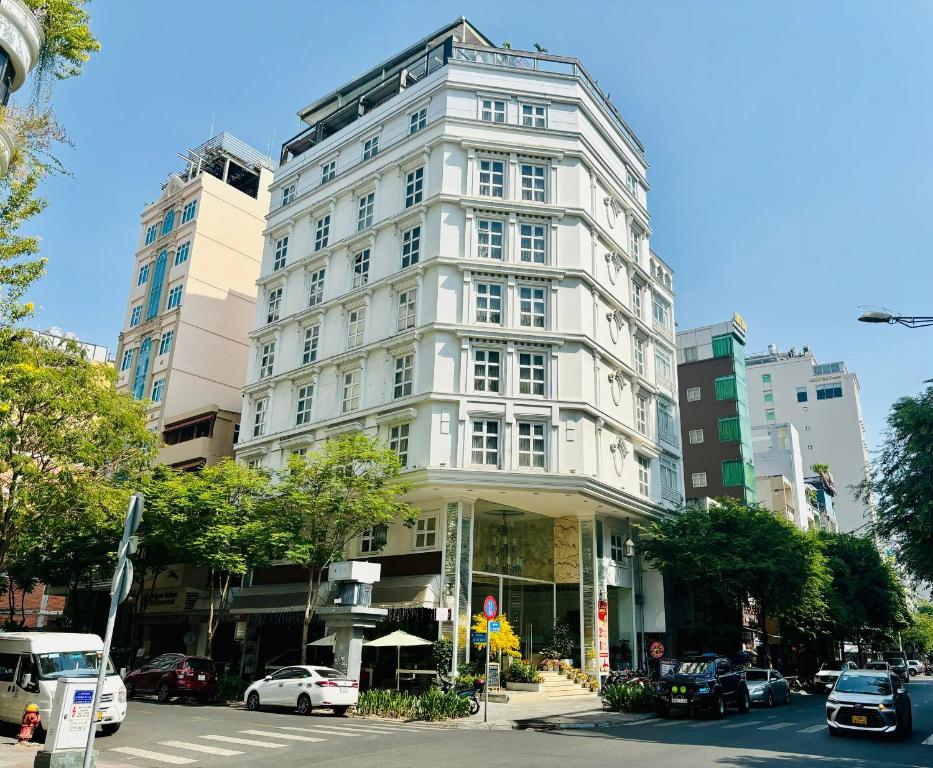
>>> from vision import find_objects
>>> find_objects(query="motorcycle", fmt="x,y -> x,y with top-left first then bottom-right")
440,678 -> 484,715
789,674 -> 813,692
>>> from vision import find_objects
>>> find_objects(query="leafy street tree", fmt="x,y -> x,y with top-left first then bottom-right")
276,432 -> 418,663
902,602 -> 933,658
864,386 -> 933,586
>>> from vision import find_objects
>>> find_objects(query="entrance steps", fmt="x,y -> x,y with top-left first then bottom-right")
503,671 -> 602,703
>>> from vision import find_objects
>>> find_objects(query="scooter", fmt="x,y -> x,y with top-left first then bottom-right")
440,678 -> 483,715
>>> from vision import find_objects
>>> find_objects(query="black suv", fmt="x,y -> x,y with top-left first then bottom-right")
655,654 -> 751,718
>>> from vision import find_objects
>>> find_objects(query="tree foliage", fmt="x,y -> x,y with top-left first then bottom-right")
471,612 -> 522,659
24,0 -> 101,85
901,602 -> 933,658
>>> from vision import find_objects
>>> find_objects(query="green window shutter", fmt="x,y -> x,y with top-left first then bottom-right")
743,461 -> 757,489
712,334 -> 733,358
722,459 -> 744,487
715,375 -> 737,400
718,416 -> 741,442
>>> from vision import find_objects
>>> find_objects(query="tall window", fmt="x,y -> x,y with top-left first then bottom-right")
631,280 -> 643,318
637,455 -> 650,496
144,224 -> 157,245
357,192 -> 375,230
181,200 -> 197,224
629,225 -> 642,261
158,331 -> 173,356
477,219 -> 503,259
652,296 -> 670,328
682,346 -> 698,363
633,335 -> 645,375
174,241 -> 190,266
342,369 -> 361,412
259,342 -> 275,379
397,289 -> 417,331
413,515 -> 437,548
359,524 -> 387,554
281,183 -> 296,206
520,164 -> 546,202
401,226 -> 421,267
610,534 -> 625,562
314,215 -> 330,251
321,160 -> 336,184
410,107 -> 427,134
308,268 -> 325,307
519,223 -> 546,263
393,353 -> 414,398
302,325 -> 320,364
161,209 -> 175,236
252,398 -> 268,437
166,285 -> 183,310
635,394 -> 647,434
519,286 -> 546,328
120,348 -> 134,371
151,378 -> 165,403
480,98 -> 506,123
471,419 -> 500,465
266,287 -> 282,324
763,390 -> 774,403
137,263 -> 150,286
389,423 -> 410,467
405,167 -> 424,207
347,307 -> 366,349
295,384 -> 314,425
657,399 -> 674,434
273,237 -> 288,270
521,103 -> 546,128
352,249 -> 370,288
655,347 -> 673,382
518,352 -> 545,396
362,135 -> 379,160
626,170 -> 638,197
475,283 -> 502,324
517,421 -> 546,468
473,349 -> 501,392
479,159 -> 504,197
146,250 -> 168,320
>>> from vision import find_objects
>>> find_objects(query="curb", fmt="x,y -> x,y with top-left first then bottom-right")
449,711 -> 656,731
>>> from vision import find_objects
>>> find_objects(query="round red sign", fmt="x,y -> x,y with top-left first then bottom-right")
649,641 -> 665,659
483,595 -> 498,620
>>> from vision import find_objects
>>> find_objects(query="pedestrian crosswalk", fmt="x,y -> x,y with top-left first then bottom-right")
109,719 -> 448,765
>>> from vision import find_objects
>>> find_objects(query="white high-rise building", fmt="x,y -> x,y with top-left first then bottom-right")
235,19 -> 681,675
746,346 -> 871,533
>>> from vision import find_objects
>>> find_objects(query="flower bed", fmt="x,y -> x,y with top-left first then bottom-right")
355,687 -> 471,721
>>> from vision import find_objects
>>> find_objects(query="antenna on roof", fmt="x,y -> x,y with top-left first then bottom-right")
209,113 -> 215,139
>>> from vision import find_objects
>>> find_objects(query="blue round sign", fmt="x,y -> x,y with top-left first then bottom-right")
483,595 -> 498,620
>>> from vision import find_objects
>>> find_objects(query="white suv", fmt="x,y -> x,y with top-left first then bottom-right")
906,660 -> 922,676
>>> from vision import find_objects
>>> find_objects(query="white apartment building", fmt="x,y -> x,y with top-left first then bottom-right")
235,19 -> 681,675
746,346 -> 871,533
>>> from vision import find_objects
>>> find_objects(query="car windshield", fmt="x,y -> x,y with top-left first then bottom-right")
820,661 -> 844,671
37,651 -> 115,680
867,662 -> 887,670
676,661 -> 712,675
184,658 -> 214,672
315,668 -> 347,679
745,671 -> 768,681
834,675 -> 892,696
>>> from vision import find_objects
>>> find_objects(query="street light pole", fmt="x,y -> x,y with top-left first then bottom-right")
858,311 -> 933,328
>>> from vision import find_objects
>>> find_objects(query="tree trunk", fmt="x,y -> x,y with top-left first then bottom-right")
758,598 -> 770,666
301,566 -> 324,665
206,571 -> 231,659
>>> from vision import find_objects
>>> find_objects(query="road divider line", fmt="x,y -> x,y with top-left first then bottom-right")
797,725 -> 825,734
201,735 -> 288,748
759,722 -> 794,730
159,741 -> 244,756
110,747 -> 198,765
240,729 -> 326,743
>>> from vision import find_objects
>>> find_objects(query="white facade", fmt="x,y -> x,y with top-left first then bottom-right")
236,21 -> 681,674
746,348 -> 871,533
751,421 -> 812,531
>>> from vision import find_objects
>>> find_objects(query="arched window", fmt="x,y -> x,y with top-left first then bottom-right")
132,337 -> 153,400
145,250 -> 168,320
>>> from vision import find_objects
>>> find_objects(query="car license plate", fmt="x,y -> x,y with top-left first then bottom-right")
851,715 -> 867,726
198,675 -> 206,681
672,697 -> 688,704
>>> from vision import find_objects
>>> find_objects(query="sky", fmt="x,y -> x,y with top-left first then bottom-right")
24,0 -> 933,450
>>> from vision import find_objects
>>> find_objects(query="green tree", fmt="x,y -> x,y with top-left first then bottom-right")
275,433 -> 418,663
901,603 -> 933,658
864,386 -> 933,585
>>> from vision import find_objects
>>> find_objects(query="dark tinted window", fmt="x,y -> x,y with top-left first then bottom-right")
716,661 -> 731,674
834,674 -> 891,695
315,668 -> 348,679
0,652 -> 18,682
821,661 -> 844,671
183,658 -> 215,672
745,670 -> 768,681
271,667 -> 299,680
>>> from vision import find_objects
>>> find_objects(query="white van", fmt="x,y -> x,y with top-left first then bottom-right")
0,632 -> 127,734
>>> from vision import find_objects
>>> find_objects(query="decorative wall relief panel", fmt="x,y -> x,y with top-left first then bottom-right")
554,516 -> 580,584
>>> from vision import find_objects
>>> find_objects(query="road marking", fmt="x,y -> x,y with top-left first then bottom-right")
650,719 -> 685,727
797,725 -> 825,734
277,725 -> 359,737
922,733 -> 933,745
201,735 -> 287,748
688,720 -> 719,728
160,741 -> 244,756
240,729 -> 326,743
305,722 -> 400,734
110,747 -> 198,765
724,719 -> 764,729
759,722 -> 794,730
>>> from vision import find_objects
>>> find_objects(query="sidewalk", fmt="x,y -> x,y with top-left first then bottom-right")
445,694 -> 656,730
0,741 -> 130,768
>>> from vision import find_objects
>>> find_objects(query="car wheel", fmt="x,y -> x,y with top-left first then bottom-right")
332,706 -> 349,716
655,702 -> 671,718
246,692 -> 260,712
766,690 -> 774,708
713,694 -> 726,719
157,682 -> 171,704
100,723 -> 121,737
297,694 -> 312,715
737,689 -> 751,714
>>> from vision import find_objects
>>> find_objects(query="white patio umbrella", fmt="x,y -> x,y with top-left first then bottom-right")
307,634 -> 335,647
364,630 -> 433,690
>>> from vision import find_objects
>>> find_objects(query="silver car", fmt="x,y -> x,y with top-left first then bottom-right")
826,669 -> 912,739
744,668 -> 790,707
814,660 -> 858,693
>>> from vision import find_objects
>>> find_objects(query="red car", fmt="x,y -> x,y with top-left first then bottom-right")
125,653 -> 217,703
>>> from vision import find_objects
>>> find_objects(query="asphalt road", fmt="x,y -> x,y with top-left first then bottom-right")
4,678 -> 932,767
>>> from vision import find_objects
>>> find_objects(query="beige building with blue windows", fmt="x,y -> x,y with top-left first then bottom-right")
115,133 -> 274,470
234,19 -> 681,676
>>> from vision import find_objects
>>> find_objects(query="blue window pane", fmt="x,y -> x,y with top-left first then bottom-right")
161,209 -> 175,236
145,250 -> 168,320
797,390 -> 808,402
132,337 -> 152,400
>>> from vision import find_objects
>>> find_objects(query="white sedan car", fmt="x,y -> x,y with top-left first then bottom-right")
244,665 -> 358,715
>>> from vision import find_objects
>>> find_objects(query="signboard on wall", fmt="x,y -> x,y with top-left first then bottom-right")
597,599 -> 610,671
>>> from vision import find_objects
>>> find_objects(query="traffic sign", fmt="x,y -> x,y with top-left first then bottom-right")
483,595 -> 498,619
471,632 -> 487,644
488,621 -> 500,633
649,641 -> 665,659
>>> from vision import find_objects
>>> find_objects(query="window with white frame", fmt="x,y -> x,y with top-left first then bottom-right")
137,263 -> 150,286
471,419 -> 500,465
477,219 -> 503,259
308,268 -> 325,307
631,279 -> 643,318
341,369 -> 361,412
245,458 -> 261,469
413,515 -> 437,549
686,386 -> 701,402
181,200 -> 197,224
479,159 -> 505,197
151,378 -> 165,403
517,421 -> 546,468
167,285 -> 183,310
130,305 -> 142,327
519,222 -> 546,263
321,160 -> 336,184
682,345 -> 698,363
259,341 -> 275,379
626,170 -> 638,197
521,103 -> 546,128
519,285 -> 546,328
401,225 -> 420,267
473,348 -> 501,393
314,215 -> 330,251
518,352 -> 545,396
652,295 -> 671,328
347,307 -> 365,349
410,107 -> 427,134
295,383 -> 314,425
266,287 -> 282,324
610,534 -> 625,562
291,448 -> 308,458
636,454 -> 650,495
661,457 -> 677,492
688,428 -> 704,444
144,224 -> 157,245
389,423 -> 410,467
282,183 -> 296,206
397,288 -> 417,331
635,394 -> 648,434
302,325 -> 320,364
359,524 -> 387,554
405,167 -> 424,207
657,399 -> 675,434
357,192 -> 374,230
393,353 -> 414,398
252,398 -> 268,437
120,347 -> 134,371
352,249 -> 370,288
475,282 -> 502,324
362,135 -> 379,160
174,241 -> 190,266
633,335 -> 646,376
520,163 -> 546,202
692,472 -> 707,488
655,347 -> 673,382
480,98 -> 506,123
158,331 -> 174,356
629,225 -> 642,261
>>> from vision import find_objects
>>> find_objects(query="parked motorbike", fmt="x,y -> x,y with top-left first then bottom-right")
440,678 -> 483,716
789,674 -> 812,692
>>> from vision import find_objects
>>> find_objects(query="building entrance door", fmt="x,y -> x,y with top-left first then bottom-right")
471,573 -> 555,660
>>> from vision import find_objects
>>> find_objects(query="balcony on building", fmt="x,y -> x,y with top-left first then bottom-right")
0,0 -> 43,173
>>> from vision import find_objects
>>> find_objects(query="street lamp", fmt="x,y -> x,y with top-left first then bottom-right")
858,311 -> 933,328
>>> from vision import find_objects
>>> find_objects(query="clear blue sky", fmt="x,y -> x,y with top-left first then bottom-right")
24,0 -> 933,449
